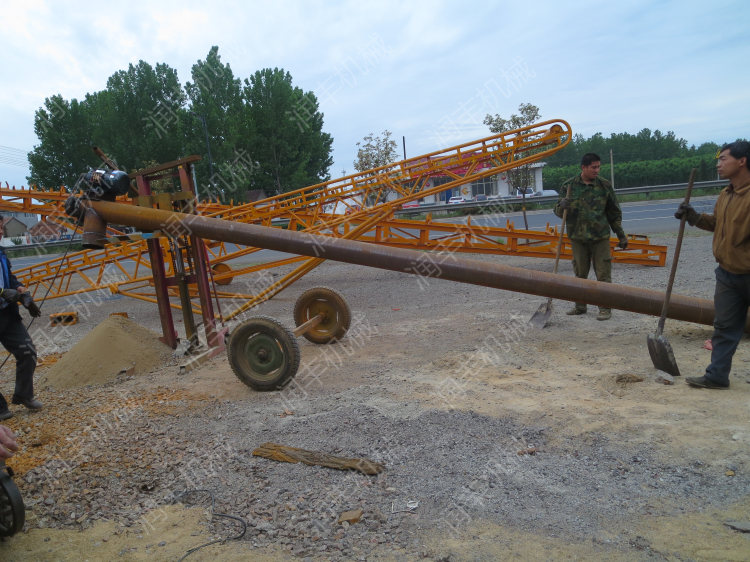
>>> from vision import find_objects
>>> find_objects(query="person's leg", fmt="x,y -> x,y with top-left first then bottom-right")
592,238 -> 613,319
0,314 -> 14,414
0,318 -> 37,402
569,240 -> 592,313
703,267 -> 750,386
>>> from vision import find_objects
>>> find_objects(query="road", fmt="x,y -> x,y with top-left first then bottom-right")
12,196 -> 719,272
459,195 -> 718,235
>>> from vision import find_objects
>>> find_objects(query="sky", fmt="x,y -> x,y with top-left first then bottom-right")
1,0 -> 749,189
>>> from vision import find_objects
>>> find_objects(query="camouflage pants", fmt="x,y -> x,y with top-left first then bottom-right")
571,238 -> 611,311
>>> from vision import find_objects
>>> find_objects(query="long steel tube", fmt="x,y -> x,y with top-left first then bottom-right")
89,200 -> 719,327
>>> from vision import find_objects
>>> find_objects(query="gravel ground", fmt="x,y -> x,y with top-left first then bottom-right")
1,216 -> 750,561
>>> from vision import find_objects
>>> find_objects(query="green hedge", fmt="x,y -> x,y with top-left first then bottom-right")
543,155 -> 718,190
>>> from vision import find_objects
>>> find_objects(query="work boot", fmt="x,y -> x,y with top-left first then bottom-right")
685,376 -> 729,389
0,409 -> 13,421
566,306 -> 587,316
11,396 -> 43,410
597,309 -> 612,321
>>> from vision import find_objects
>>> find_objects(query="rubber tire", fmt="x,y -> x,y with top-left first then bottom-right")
227,316 -> 300,391
0,465 -> 24,537
293,287 -> 351,344
211,262 -> 234,286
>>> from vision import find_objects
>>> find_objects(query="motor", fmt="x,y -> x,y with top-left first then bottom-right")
81,169 -> 131,201
64,168 -> 131,249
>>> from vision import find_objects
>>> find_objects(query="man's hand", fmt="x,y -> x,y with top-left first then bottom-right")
20,293 -> 41,318
617,233 -> 629,250
558,197 -> 572,211
674,202 -> 700,226
0,425 -> 18,460
0,289 -> 20,303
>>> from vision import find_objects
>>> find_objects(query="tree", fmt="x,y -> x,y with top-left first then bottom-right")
484,103 -> 542,194
352,130 -> 399,205
28,60 -> 187,189
242,68 -> 333,196
95,60 -> 186,170
484,103 -> 540,134
28,95 -> 97,189
484,103 -> 542,227
184,46 -> 245,200
353,130 -> 398,172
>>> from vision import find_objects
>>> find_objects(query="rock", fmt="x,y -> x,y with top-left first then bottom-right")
338,509 -> 363,525
654,372 -> 674,385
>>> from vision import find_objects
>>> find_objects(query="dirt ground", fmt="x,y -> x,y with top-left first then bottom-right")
0,220 -> 749,561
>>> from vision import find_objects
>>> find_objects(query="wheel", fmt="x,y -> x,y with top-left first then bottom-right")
293,287 -> 351,344
211,262 -> 234,286
227,316 -> 300,391
0,464 -> 24,537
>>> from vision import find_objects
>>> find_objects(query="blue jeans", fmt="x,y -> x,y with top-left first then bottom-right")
705,266 -> 750,386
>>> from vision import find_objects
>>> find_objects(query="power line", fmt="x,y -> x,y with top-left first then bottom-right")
0,145 -> 30,168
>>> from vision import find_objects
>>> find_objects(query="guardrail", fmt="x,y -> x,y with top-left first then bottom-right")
396,179 -> 726,213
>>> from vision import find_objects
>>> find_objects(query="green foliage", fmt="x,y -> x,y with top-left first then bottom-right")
484,103 -> 541,192
27,48 -> 334,203
543,129 -> 725,169
543,154 -> 719,189
27,95 -> 94,188
353,130 -> 398,172
353,130 -> 399,204
540,128 -> 749,188
184,46 -> 245,196
242,68 -> 332,196
484,103 -> 540,133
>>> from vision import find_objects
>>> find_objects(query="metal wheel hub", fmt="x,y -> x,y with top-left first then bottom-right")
244,333 -> 284,373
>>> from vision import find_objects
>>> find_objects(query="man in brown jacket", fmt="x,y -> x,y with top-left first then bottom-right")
675,140 -> 750,389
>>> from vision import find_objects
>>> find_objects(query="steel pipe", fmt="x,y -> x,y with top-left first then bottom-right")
88,200 -> 720,327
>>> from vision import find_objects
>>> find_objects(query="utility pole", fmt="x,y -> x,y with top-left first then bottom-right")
610,149 -> 615,188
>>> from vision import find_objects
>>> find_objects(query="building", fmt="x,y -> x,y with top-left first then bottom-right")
1,216 -> 28,239
421,162 -> 547,203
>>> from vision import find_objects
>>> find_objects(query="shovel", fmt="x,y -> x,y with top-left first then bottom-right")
530,183 -> 572,328
647,168 -> 697,376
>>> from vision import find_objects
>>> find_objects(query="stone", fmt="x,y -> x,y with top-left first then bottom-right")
338,509 -> 363,525
654,372 -> 674,385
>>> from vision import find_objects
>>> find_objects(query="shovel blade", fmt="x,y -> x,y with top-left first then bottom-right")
529,301 -> 553,329
647,333 -> 681,377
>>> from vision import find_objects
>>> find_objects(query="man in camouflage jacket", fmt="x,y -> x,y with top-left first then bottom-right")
553,153 -> 628,321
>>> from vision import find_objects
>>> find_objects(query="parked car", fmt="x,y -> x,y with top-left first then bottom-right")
475,194 -> 488,202
532,189 -> 559,198
401,201 -> 421,209
447,196 -> 466,204
514,188 -> 535,197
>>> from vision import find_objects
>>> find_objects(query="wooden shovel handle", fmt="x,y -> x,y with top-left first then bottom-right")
657,168 -> 696,334
551,183 -> 573,275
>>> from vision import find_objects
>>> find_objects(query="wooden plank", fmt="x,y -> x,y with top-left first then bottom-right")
252,442 -> 384,475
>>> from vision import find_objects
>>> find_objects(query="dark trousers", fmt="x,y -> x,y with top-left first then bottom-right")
571,238 -> 612,311
0,310 -> 36,410
705,266 -> 750,386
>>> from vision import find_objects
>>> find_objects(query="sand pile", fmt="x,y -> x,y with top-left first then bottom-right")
43,315 -> 174,388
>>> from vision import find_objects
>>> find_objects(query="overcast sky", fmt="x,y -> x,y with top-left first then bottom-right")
1,0 -> 748,189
